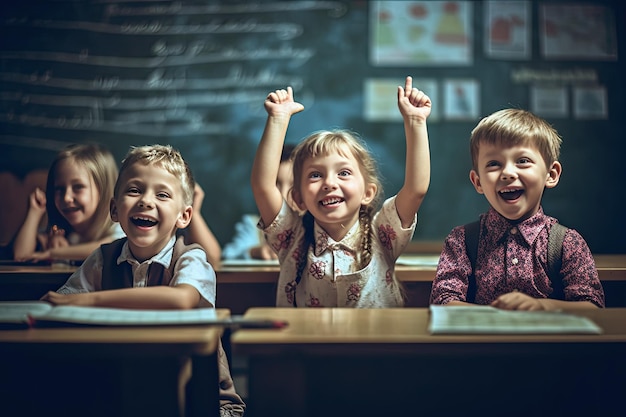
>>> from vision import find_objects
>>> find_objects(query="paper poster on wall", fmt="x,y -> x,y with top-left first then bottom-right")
442,79 -> 479,120
364,78 -> 438,121
370,1 -> 473,66
540,4 -> 618,60
484,0 -> 530,60
573,86 -> 608,120
530,85 -> 568,118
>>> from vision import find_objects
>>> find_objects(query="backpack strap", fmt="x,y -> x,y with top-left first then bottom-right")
464,221 -> 567,302
463,221 -> 480,303
547,223 -> 567,300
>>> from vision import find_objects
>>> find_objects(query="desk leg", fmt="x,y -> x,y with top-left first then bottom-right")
247,356 -> 306,416
186,352 -> 220,417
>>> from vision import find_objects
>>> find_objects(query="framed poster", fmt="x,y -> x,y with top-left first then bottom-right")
442,79 -> 479,120
484,1 -> 531,60
540,4 -> 618,60
364,78 -> 438,121
370,1 -> 473,66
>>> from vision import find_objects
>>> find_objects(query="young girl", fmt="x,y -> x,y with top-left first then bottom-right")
13,143 -> 124,262
251,76 -> 432,307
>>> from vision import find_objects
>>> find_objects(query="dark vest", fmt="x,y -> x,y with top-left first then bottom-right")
100,235 -> 204,290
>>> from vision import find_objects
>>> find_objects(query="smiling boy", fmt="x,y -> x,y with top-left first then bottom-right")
41,144 -> 245,416
430,109 -> 604,310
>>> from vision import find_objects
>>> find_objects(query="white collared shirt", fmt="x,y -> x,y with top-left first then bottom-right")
57,236 -> 216,307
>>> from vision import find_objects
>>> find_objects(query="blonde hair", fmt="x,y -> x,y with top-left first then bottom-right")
470,108 -> 562,170
291,130 -> 383,285
115,144 -> 195,207
45,143 -> 118,242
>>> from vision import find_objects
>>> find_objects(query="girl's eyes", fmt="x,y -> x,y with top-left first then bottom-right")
126,187 -> 140,195
308,172 -> 322,179
338,170 -> 351,177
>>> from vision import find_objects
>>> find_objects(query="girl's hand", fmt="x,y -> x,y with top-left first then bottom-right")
47,226 -> 69,249
397,76 -> 432,122
264,86 -> 304,117
193,183 -> 205,211
41,291 -> 94,306
25,250 -> 53,262
491,291 -> 546,311
28,187 -> 47,215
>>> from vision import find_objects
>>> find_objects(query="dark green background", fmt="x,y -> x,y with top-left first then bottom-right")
1,0 -> 624,253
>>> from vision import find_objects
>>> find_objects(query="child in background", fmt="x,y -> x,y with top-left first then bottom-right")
40,144 -> 245,417
430,108 -> 604,310
181,183 -> 222,265
222,144 -> 296,260
251,76 -> 431,307
13,143 -> 124,262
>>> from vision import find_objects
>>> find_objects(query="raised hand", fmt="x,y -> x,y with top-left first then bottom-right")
397,76 -> 432,121
264,86 -> 305,117
29,187 -> 47,215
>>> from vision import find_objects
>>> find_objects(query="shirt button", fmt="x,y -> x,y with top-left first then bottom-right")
512,258 -> 519,265
510,227 -> 518,234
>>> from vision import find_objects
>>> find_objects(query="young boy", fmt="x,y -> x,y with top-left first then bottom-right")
41,144 -> 245,417
430,109 -> 604,310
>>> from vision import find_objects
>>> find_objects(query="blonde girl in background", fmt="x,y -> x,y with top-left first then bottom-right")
251,76 -> 432,307
13,143 -> 123,262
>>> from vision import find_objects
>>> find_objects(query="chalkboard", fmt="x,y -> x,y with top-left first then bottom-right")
1,0 -> 625,254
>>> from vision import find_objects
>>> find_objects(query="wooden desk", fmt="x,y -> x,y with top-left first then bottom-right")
2,255 -> 626,311
233,307 -> 626,417
0,309 -> 230,417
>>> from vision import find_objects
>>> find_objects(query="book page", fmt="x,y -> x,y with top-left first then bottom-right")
429,305 -> 602,335
396,255 -> 440,266
0,301 -> 53,324
31,306 -> 219,326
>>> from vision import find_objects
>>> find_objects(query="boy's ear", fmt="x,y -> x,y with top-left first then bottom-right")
176,205 -> 193,229
110,198 -> 119,222
469,170 -> 484,194
545,161 -> 562,189
361,183 -> 378,205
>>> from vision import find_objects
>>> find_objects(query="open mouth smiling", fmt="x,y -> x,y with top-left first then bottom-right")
499,189 -> 524,201
320,197 -> 344,207
131,216 -> 158,227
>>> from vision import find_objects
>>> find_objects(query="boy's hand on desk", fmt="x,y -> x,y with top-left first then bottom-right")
491,291 -> 546,311
41,291 -> 93,306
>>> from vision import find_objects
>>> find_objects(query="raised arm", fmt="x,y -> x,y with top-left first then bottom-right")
395,76 -> 432,227
13,187 -> 48,260
184,184 -> 222,265
251,86 -> 304,226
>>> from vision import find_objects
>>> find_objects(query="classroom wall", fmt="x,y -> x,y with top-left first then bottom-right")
1,0 -> 625,253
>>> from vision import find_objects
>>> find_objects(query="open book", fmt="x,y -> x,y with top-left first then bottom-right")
428,305 -> 602,335
0,301 -> 287,329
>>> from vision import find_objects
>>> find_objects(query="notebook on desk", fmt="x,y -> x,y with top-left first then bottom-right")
428,305 -> 603,335
219,259 -> 279,267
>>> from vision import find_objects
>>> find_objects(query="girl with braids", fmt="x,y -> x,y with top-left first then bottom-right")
251,76 -> 432,307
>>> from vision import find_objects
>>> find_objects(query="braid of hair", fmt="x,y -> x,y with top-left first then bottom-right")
358,205 -> 375,270
295,211 -> 315,285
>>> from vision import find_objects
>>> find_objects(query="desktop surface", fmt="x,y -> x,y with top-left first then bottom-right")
233,307 -> 626,417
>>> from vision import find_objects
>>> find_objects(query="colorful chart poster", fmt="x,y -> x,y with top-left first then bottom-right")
370,1 -> 473,66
